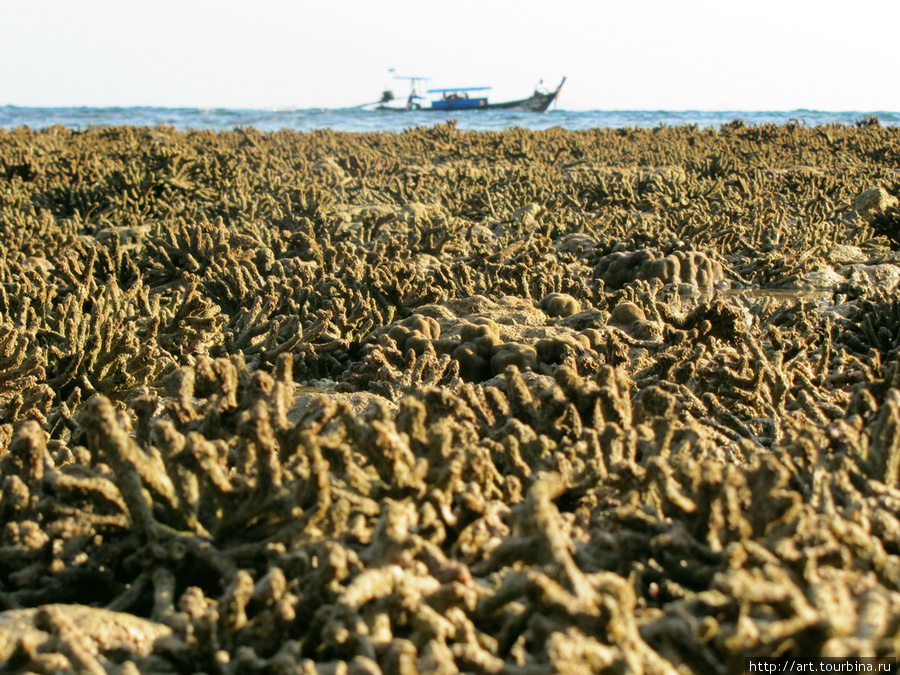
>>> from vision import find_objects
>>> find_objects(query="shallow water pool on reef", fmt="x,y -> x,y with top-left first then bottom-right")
712,287 -> 834,304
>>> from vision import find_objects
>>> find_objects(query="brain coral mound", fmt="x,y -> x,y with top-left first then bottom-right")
595,247 -> 725,289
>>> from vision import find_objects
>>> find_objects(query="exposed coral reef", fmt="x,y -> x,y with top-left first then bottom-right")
1,120 -> 900,672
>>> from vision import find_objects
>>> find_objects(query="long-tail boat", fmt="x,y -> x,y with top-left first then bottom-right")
363,76 -> 566,112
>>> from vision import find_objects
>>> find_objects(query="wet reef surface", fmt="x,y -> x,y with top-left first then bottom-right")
2,121 -> 900,672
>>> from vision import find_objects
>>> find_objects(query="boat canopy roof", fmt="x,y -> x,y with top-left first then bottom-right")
426,87 -> 491,94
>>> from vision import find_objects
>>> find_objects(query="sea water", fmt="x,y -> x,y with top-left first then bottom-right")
1,106 -> 898,133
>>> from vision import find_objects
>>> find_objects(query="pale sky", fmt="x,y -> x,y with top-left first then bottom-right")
4,0 -> 899,111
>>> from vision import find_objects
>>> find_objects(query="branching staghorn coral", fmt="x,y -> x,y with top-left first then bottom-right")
1,122 -> 900,671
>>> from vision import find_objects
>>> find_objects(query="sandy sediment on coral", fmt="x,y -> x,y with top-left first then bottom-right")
1,120 -> 900,672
